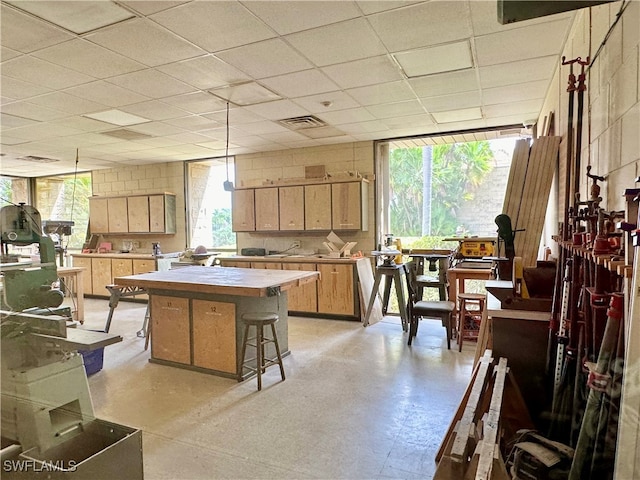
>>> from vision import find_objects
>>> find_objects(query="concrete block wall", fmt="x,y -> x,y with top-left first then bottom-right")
91,161 -> 186,253
234,141 -> 376,255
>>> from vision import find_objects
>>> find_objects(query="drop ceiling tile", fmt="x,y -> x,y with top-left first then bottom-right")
7,121 -> 84,140
2,56 -> 95,90
132,136 -> 186,148
261,70 -> 339,98
259,130 -> 309,143
242,1 -> 361,35
409,69 -> 479,97
209,82 -> 281,106
86,19 -> 205,68
234,121 -> 290,136
469,0 -> 573,36
432,107 -> 483,123
337,120 -> 388,134
1,47 -> 21,62
483,99 -> 541,118
32,39 -> 144,79
165,131 -> 217,144
0,134 -> 29,145
478,56 -> 558,88
394,40 -> 473,77
382,113 -> 434,129
119,1 -> 189,16
216,39 -> 313,79
150,1 -> 276,52
356,1 -> 422,15
321,55 -> 403,89
120,100 -> 190,121
485,114 -> 533,128
64,80 -> 150,107
421,90 -> 481,113
163,116 -> 221,131
293,91 -> 360,113
482,80 -> 549,105
366,99 -> 426,119
244,99 -> 309,120
61,132 -> 125,147
0,4 -> 74,53
1,113 -> 38,129
475,19 -> 571,66
161,92 -> 228,115
368,1 -> 472,52
346,80 -> 415,106
26,92 -> 107,115
157,55 -> 250,90
203,108 -> 267,125
285,18 -> 387,67
51,116 -> 114,133
107,70 -> 196,98
2,101 -> 69,122
317,107 -> 376,125
6,1 -> 134,34
1,75 -> 52,100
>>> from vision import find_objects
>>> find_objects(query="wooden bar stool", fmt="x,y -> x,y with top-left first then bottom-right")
457,293 -> 486,352
239,312 -> 285,390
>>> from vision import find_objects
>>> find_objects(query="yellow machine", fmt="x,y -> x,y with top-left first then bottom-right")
443,237 -> 497,268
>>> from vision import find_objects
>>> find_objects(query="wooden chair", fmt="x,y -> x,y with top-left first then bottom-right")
405,262 -> 455,348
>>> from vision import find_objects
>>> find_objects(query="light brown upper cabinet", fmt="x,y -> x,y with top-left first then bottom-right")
304,184 -> 332,231
149,194 -> 176,233
88,197 -> 109,233
332,181 -> 368,231
107,196 -> 128,233
127,195 -> 150,233
255,188 -> 279,231
232,189 -> 255,232
279,186 -> 304,231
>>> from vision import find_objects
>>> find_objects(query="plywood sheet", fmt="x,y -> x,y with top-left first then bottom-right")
192,299 -> 236,374
151,295 -> 190,365
356,258 -> 383,324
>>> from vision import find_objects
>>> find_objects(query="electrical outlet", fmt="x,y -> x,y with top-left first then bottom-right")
292,240 -> 301,249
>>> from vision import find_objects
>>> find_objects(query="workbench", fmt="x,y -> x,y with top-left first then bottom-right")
57,265 -> 86,323
114,266 -> 319,379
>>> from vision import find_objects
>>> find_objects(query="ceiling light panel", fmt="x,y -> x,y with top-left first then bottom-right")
84,109 -> 151,126
6,1 -> 134,34
432,107 -> 483,123
209,82 -> 281,106
285,18 -> 387,67
394,40 -> 473,78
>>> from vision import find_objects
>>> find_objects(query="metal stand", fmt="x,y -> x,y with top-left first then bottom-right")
105,285 -> 150,350
364,263 -> 408,331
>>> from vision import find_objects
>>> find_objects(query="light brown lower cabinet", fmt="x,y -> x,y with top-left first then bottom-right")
91,257 -> 112,297
192,299 -> 236,373
283,263 -> 317,313
317,263 -> 354,316
151,295 -> 190,365
71,257 -> 93,294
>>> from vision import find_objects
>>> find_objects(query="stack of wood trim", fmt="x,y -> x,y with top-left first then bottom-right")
502,136 -> 562,267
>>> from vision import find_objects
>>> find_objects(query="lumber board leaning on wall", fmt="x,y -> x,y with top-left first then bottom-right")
501,136 -> 561,267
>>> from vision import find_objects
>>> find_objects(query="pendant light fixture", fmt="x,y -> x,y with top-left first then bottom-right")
223,101 -> 234,191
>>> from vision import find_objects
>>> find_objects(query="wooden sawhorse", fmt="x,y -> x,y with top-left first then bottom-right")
363,263 -> 408,331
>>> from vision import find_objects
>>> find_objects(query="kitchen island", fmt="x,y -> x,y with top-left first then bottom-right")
114,266 -> 319,379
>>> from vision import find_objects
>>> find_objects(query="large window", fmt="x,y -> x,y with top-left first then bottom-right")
378,133 -> 524,251
186,157 -> 235,251
0,176 -> 29,207
34,172 -> 92,249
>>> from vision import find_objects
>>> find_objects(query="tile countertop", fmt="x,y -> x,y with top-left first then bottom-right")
72,252 -> 182,260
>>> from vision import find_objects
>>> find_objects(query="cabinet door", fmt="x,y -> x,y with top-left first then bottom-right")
127,196 -> 150,233
317,263 -> 354,315
279,186 -> 304,231
232,189 -> 255,231
149,194 -> 176,233
107,197 -> 128,233
89,198 -> 109,234
133,259 -> 156,274
192,300 -> 236,373
283,263 -> 317,312
151,295 -> 190,365
304,184 -> 331,230
221,261 -> 251,268
71,257 -> 93,294
251,262 -> 282,270
111,258 -> 133,279
91,257 -> 112,296
255,188 -> 279,231
332,182 -> 361,230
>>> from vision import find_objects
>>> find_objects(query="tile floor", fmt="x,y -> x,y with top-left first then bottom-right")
78,298 -> 475,480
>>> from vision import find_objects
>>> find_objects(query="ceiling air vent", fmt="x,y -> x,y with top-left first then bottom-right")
278,115 -> 327,130
101,128 -> 152,140
18,155 -> 59,163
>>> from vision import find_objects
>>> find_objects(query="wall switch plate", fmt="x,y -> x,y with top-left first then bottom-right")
292,240 -> 301,248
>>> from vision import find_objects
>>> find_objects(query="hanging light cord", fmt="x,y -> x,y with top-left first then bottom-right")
225,102 -> 230,182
